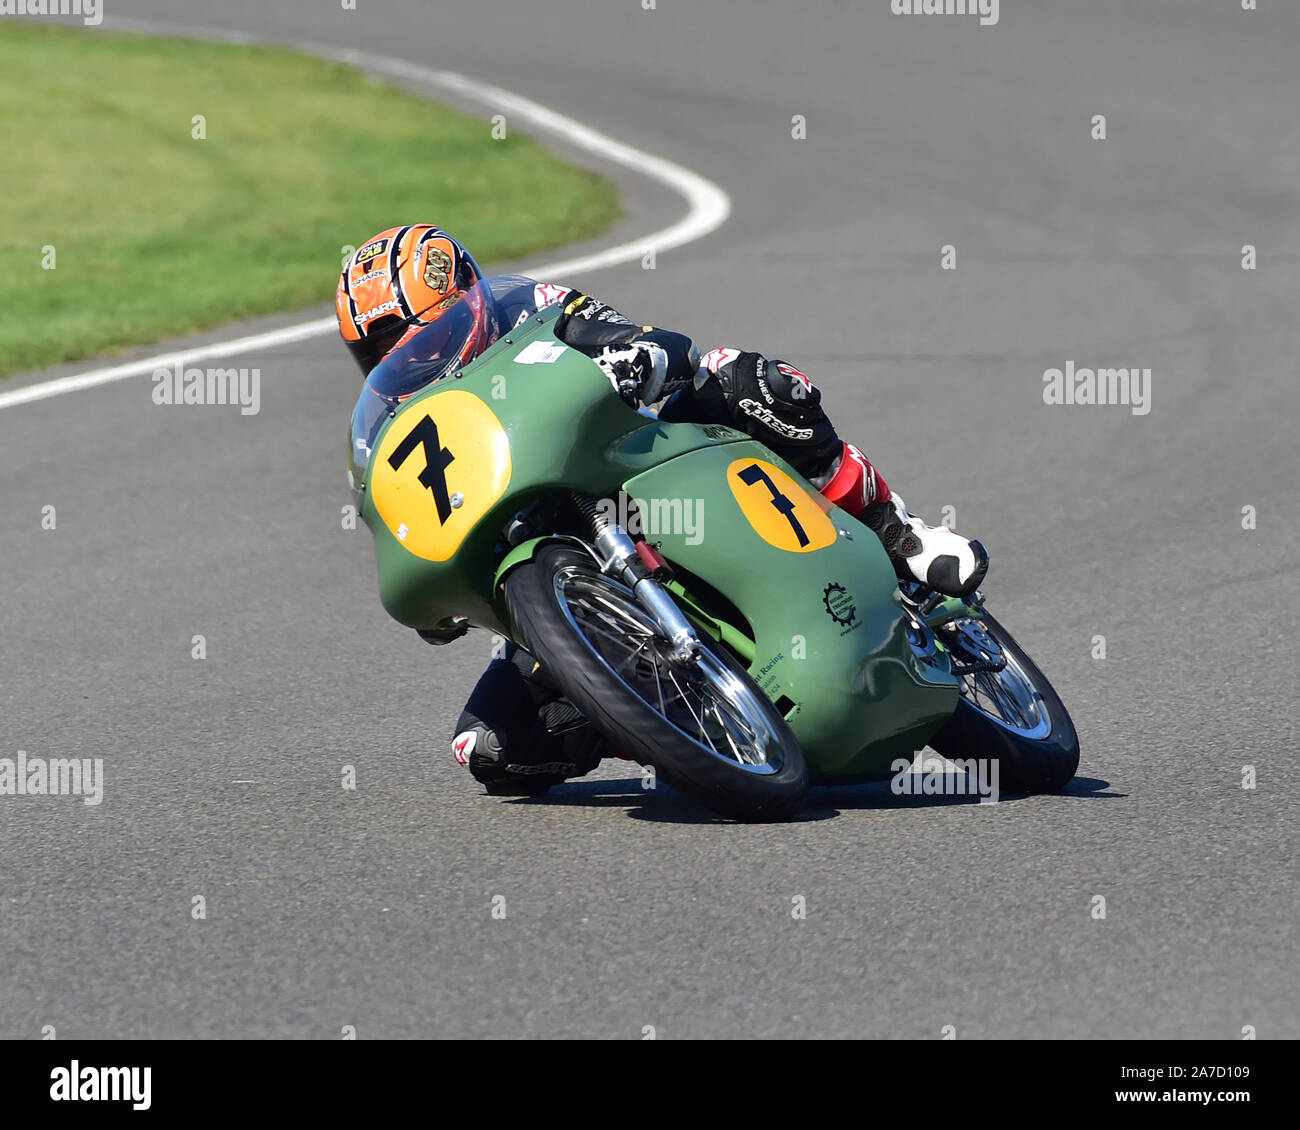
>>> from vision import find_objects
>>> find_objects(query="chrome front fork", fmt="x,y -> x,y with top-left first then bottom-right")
593,524 -> 699,663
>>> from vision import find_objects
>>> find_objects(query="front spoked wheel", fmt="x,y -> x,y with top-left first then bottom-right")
505,544 -> 808,821
555,566 -> 786,771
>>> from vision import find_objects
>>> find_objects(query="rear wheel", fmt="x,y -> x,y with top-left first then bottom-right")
929,611 -> 1080,794
504,544 -> 808,821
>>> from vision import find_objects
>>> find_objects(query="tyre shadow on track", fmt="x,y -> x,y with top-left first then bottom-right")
499,777 -> 811,824
801,775 -> 1121,814
499,775 -> 1120,824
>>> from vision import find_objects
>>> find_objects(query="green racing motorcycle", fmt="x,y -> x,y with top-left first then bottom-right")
348,281 -> 1080,821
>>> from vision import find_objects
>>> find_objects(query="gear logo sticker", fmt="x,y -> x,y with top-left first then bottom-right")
822,581 -> 857,627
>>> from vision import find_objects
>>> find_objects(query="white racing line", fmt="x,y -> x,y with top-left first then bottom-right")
0,21 -> 731,413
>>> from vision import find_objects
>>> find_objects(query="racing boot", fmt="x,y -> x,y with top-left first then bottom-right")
451,646 -> 608,796
816,442 -> 988,598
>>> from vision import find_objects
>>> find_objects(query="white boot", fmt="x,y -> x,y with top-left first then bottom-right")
863,494 -> 988,597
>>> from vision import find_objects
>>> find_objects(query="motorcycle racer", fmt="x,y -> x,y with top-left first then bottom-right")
338,224 -> 988,795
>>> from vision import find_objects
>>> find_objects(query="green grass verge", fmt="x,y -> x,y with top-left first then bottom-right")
0,22 -> 621,377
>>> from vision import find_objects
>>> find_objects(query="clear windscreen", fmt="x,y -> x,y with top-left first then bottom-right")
349,279 -> 500,482
346,275 -> 545,486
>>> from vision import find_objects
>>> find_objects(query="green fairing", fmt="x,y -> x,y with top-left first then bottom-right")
356,308 -> 958,782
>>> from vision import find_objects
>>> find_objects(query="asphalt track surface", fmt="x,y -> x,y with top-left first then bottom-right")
2,1 -> 1297,1039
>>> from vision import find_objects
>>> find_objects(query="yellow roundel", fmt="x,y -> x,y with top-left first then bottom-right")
369,389 -> 512,562
726,457 -> 836,553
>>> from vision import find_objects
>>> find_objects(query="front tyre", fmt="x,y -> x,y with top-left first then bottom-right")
504,544 -> 808,822
929,611 -> 1080,794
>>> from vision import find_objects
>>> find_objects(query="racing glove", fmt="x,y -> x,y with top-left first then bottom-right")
555,293 -> 700,406
592,341 -> 671,405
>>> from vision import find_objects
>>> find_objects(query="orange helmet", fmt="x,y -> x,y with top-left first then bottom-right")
335,225 -> 484,376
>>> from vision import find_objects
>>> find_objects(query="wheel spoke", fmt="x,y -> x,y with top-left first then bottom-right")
714,701 -> 750,765
610,633 -> 654,676
665,663 -> 718,754
553,565 -> 785,772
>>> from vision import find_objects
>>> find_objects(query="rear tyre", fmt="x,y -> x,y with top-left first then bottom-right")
929,611 -> 1079,794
